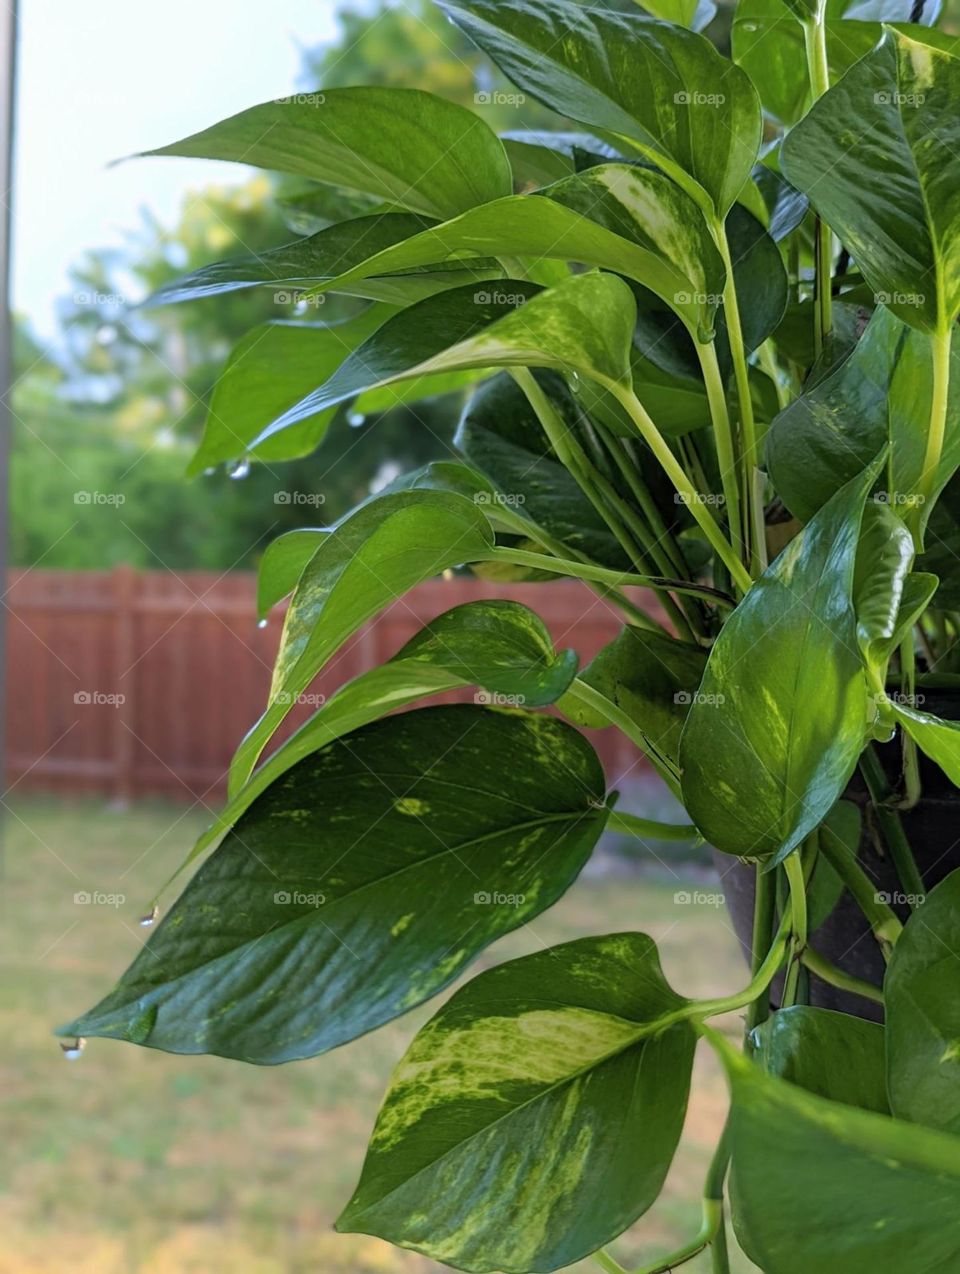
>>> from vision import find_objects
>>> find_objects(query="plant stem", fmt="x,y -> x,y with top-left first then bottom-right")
694,338 -> 745,564
711,222 -> 766,578
592,1251 -> 628,1274
899,634 -> 922,809
610,384 -> 754,594
800,947 -> 885,1006
782,851 -> 808,1007
566,678 -> 681,792
802,4 -> 833,356
511,368 -> 698,641
687,910 -> 792,1024
607,809 -> 700,841
818,825 -> 903,957
915,324 -> 952,531
482,548 -> 735,608
745,863 -> 777,1037
860,745 -> 926,908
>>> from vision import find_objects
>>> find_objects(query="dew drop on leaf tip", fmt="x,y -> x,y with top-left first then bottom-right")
228,458 -> 251,480
139,904 -> 159,928
60,1037 -> 86,1061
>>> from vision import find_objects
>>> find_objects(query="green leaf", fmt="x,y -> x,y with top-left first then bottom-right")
634,0 -> 716,29
732,4 -> 951,128
765,306 -> 905,522
338,932 -> 695,1273
160,598 -> 582,895
245,274 -> 636,455
752,162 -> 809,242
566,625 -> 707,767
889,701 -> 960,786
886,867 -> 960,1136
292,165 -> 725,337
229,490 -> 495,792
501,130 -> 620,189
456,371 -> 629,567
144,87 -> 512,220
257,529 -> 328,616
190,309 -> 391,474
782,29 -> 960,333
440,0 -> 762,217
147,213 -> 501,309
714,1030 -> 960,1274
58,707 -> 607,1064
751,1005 -> 889,1114
679,462 -> 878,859
853,499 -> 915,674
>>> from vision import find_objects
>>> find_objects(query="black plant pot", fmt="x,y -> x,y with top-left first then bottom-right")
715,686 -> 960,1022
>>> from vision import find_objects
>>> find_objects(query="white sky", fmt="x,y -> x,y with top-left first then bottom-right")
13,0 -> 341,337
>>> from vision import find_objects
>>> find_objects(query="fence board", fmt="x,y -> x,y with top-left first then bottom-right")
6,568 -> 657,802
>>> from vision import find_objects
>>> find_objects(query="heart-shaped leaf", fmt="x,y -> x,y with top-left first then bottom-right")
58,707 -> 607,1064
144,87 -> 512,219
714,1029 -> 960,1274
782,29 -> 960,333
229,490 -> 495,791
565,625 -> 707,767
679,461 -> 878,860
338,932 -> 694,1273
440,0 -> 761,217
886,867 -> 960,1136
751,1005 -> 889,1114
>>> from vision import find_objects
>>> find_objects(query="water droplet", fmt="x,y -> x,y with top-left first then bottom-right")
257,618 -> 268,630
60,1037 -> 86,1060
139,904 -> 159,928
347,412 -> 366,428
228,458 -> 251,481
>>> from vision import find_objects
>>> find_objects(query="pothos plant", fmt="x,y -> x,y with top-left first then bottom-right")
58,1 -> 960,1271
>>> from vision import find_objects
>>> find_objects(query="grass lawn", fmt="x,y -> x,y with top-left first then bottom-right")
1,796 -> 758,1273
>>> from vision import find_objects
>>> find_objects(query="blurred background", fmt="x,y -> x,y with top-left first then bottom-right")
8,2 -> 955,1271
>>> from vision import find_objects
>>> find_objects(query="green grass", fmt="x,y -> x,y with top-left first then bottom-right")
1,796 -> 757,1273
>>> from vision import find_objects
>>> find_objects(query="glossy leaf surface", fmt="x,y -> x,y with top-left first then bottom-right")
59,707 -> 606,1064
339,932 -> 694,1273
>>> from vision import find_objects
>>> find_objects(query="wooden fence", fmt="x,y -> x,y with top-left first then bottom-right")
5,567 -> 653,803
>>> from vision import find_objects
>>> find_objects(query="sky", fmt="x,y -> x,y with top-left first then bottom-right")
13,0 -> 341,338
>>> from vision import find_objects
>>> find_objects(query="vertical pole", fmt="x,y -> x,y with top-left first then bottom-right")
0,1 -> 19,851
